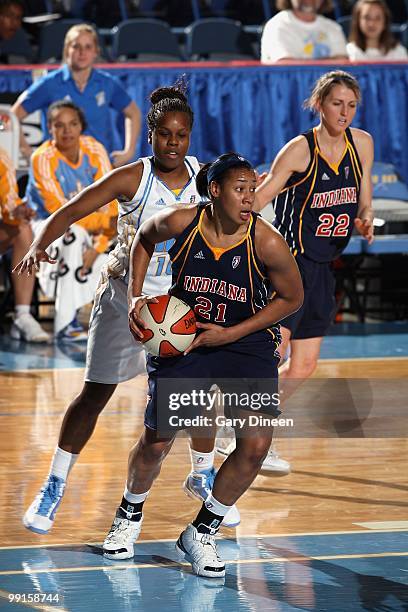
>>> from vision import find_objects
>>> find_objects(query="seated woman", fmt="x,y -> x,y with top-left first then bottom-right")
26,100 -> 117,340
347,0 -> 408,61
0,146 -> 50,342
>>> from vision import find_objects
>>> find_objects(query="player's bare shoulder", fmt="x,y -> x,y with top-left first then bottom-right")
110,160 -> 144,201
154,203 -> 199,236
254,215 -> 286,255
349,128 -> 374,153
274,134 -> 311,174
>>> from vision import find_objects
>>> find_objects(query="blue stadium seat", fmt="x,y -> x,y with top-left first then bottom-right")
342,236 -> 364,255
363,234 -> 408,255
111,19 -> 183,62
185,18 -> 255,60
372,161 -> 408,201
117,0 -> 166,20
337,15 -> 351,37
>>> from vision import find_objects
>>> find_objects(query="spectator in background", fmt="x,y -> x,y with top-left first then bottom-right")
26,100 -> 117,341
11,23 -> 141,167
347,0 -> 408,61
0,0 -> 23,42
0,146 -> 50,342
261,0 -> 348,63
0,0 -> 24,62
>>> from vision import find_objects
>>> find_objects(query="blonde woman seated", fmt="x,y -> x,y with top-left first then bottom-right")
26,100 -> 117,340
347,0 -> 408,61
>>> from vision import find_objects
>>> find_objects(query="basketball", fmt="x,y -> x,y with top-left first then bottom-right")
139,295 -> 197,357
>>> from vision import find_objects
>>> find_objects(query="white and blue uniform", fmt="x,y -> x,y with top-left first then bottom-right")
85,156 -> 203,384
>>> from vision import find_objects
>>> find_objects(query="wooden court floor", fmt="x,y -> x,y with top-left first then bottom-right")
1,357 -> 407,548
0,355 -> 407,611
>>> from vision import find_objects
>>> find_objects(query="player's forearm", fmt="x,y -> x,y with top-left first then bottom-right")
129,236 -> 154,302
32,207 -> 76,250
357,202 -> 373,222
123,105 -> 141,155
224,294 -> 303,343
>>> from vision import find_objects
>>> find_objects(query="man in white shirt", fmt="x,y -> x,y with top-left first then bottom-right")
261,0 -> 348,63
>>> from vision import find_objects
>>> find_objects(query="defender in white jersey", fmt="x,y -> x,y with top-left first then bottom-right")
87,153 -> 201,384
15,82 -> 242,536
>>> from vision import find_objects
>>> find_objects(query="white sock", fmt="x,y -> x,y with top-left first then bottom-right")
189,448 -> 214,473
49,447 -> 79,480
204,493 -> 232,517
123,486 -> 149,504
15,305 -> 30,318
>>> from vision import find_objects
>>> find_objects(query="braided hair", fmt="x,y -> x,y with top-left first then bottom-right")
147,77 -> 194,136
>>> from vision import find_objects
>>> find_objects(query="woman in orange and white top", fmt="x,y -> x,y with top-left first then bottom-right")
26,100 -> 117,339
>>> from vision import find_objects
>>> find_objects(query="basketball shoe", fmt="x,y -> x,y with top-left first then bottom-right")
103,509 -> 143,560
23,475 -> 66,534
10,313 -> 51,343
183,468 -> 240,527
176,523 -> 225,578
215,428 -> 291,476
58,317 -> 88,342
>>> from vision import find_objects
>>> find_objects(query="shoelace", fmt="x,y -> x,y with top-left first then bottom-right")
196,532 -> 221,562
105,519 -> 139,544
37,477 -> 64,514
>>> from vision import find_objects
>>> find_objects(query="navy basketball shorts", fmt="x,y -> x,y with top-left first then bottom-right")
280,255 -> 336,340
144,337 -> 280,431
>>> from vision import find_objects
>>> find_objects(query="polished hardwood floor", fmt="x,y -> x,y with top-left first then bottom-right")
1,358 -> 407,548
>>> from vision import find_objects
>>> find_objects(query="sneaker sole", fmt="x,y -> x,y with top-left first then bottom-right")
258,465 -> 291,477
221,518 -> 240,528
22,516 -> 50,535
214,447 -> 233,457
103,550 -> 134,560
175,538 -> 226,579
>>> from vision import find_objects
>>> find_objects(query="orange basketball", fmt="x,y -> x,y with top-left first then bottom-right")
139,295 -> 197,357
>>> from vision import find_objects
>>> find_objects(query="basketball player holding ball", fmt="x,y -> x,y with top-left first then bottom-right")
14,80 -> 240,533
101,153 -> 303,577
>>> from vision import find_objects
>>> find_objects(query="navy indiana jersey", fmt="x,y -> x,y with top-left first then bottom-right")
168,205 -> 280,347
273,127 -> 362,263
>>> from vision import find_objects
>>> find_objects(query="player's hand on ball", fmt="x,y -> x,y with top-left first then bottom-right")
128,295 -> 158,340
354,217 -> 374,244
184,322 -> 233,354
12,246 -> 57,276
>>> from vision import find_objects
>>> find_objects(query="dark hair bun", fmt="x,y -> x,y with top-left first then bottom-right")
150,81 -> 188,106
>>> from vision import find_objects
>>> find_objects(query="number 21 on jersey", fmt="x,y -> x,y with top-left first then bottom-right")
195,297 -> 226,323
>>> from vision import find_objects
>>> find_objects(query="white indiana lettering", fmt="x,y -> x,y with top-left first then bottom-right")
311,188 -> 357,209
183,276 -> 247,302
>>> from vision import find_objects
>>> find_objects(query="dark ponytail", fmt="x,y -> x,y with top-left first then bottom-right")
196,163 -> 211,198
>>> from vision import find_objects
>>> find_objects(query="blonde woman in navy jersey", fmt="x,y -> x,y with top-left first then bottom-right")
256,70 -> 373,383
216,71 -> 374,470
14,81 -> 242,534
214,71 -> 374,472
102,153 -> 303,577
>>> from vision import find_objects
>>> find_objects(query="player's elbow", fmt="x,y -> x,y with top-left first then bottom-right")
288,287 -> 304,316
